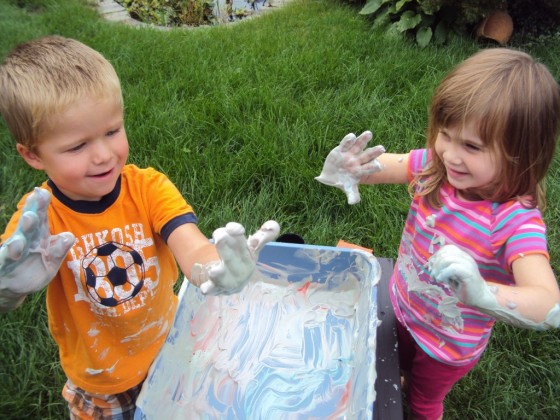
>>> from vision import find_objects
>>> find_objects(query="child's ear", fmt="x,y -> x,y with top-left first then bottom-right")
16,143 -> 45,170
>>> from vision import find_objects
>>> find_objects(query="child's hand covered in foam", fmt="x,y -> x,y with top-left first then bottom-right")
192,220 -> 280,295
315,131 -> 385,205
0,188 -> 75,311
429,244 -> 560,330
429,244 -> 494,308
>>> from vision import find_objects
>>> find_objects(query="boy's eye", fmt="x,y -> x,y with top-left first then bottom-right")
106,128 -> 120,136
67,143 -> 85,152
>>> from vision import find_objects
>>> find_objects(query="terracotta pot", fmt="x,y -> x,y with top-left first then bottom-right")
476,10 -> 513,45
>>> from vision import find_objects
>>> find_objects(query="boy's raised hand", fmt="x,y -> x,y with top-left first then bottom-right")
0,188 -> 75,312
315,131 -> 385,205
193,220 -> 280,295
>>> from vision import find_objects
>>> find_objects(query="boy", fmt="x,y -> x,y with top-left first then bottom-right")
0,35 -> 279,418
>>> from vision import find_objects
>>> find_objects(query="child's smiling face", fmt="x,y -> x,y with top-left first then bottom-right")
435,120 -> 501,201
17,96 -> 129,201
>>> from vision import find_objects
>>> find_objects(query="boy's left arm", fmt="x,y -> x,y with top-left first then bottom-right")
166,220 -> 280,295
429,244 -> 560,330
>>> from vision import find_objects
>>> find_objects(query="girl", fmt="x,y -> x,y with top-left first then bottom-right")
316,48 -> 560,419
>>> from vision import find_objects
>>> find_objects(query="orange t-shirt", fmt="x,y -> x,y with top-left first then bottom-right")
1,165 -> 196,394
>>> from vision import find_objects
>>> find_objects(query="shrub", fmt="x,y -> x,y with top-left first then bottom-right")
359,0 -> 507,47
358,0 -> 560,47
118,0 -> 215,26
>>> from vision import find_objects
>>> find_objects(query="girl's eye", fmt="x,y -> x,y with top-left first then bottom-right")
439,130 -> 450,140
465,143 -> 482,152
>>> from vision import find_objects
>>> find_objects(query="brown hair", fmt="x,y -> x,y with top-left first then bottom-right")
411,48 -> 560,209
0,35 -> 122,150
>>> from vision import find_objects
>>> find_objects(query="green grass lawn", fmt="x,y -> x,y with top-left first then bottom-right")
1,0 -> 559,418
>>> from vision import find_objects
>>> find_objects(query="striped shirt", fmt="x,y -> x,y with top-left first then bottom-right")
390,149 -> 548,365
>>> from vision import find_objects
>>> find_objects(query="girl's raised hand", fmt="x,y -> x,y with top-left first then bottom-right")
315,131 -> 385,205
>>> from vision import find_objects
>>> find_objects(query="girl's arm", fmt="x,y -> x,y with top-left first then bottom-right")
493,254 -> 560,324
430,245 -> 560,330
361,152 -> 410,185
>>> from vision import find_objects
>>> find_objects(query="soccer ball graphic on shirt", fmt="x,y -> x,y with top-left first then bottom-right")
82,242 -> 145,307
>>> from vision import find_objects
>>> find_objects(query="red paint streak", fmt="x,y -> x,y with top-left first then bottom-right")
297,281 -> 311,295
340,380 -> 351,406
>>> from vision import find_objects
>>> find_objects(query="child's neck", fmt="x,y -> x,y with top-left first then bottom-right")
456,189 -> 484,202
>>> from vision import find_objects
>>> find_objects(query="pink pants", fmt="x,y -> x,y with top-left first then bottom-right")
396,321 -> 479,419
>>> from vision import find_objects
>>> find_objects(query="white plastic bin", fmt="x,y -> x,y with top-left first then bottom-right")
135,242 -> 380,419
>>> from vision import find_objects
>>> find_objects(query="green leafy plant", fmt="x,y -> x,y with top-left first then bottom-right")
118,0 -> 215,26
234,8 -> 248,18
359,0 -> 507,47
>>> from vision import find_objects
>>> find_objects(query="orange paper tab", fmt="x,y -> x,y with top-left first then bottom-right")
336,240 -> 373,254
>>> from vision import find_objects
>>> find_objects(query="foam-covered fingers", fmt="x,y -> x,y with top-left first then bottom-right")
0,212 -> 41,272
0,236 -> 25,266
344,184 -> 361,205
361,144 -> 385,164
352,131 -> 373,153
338,133 -> 358,152
47,232 -> 76,260
213,222 -> 251,264
22,188 -> 51,218
18,188 -> 52,247
199,221 -> 281,295
18,212 -> 38,233
247,220 -> 280,255
34,187 -> 51,210
190,263 -> 206,287
430,245 -> 475,276
199,280 -> 216,295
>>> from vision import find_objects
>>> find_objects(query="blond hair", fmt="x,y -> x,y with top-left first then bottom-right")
411,48 -> 560,209
0,35 -> 122,149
